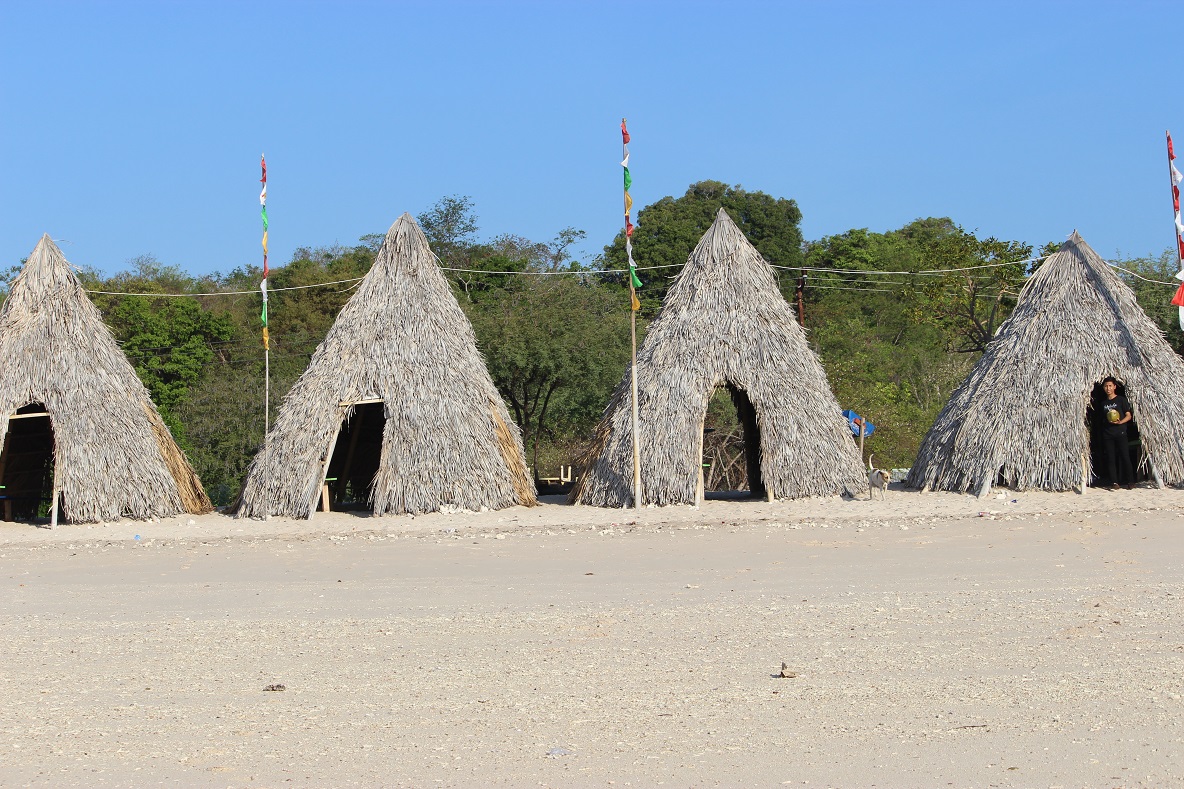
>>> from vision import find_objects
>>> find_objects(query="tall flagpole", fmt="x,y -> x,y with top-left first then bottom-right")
622,119 -> 642,509
260,155 -> 270,436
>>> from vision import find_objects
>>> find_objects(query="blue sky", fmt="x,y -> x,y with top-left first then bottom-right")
1,1 -> 1180,277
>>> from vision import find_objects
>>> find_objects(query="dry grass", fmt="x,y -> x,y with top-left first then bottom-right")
570,208 -> 867,507
908,231 -> 1184,494
0,235 -> 211,522
236,214 -> 536,518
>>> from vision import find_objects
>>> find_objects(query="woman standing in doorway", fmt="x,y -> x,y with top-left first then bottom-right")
1098,377 -> 1135,489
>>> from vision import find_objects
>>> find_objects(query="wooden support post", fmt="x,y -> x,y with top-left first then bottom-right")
47,439 -> 60,529
696,412 -> 706,505
312,418 -> 343,520
0,428 -> 9,522
1150,458 -> 1164,489
1081,454 -> 1089,494
48,488 -> 59,529
977,475 -> 992,499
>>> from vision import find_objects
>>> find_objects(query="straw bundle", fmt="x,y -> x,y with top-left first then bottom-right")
570,208 -> 866,506
0,235 -> 212,522
908,231 -> 1184,494
236,213 -> 536,518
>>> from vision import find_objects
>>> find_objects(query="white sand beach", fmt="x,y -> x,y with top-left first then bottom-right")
2,485 -> 1183,787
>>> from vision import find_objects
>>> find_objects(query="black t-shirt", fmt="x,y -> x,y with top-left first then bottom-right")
1099,394 -> 1132,435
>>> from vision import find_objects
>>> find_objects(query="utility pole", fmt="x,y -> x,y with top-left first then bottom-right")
795,272 -> 807,328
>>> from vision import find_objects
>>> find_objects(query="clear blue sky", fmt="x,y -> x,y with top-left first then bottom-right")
2,0 -> 1180,277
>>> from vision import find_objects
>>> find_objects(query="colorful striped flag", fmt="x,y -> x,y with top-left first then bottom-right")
260,154 -> 269,350
1166,133 -> 1184,327
622,119 -> 641,310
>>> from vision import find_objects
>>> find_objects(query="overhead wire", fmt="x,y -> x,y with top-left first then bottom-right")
75,254 -> 1061,298
76,250 -> 1178,362
61,249 -> 1179,369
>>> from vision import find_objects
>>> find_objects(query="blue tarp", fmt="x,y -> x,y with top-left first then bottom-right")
842,409 -> 875,438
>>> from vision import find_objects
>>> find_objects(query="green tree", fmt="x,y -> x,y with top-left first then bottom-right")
601,180 -> 805,314
908,226 -> 1032,354
83,256 -> 236,446
418,194 -> 479,268
1114,248 -> 1184,355
468,273 -> 632,474
802,221 -> 974,467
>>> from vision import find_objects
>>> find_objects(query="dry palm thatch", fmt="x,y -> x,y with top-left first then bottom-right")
908,231 -> 1184,495
236,213 -> 536,518
570,208 -> 867,506
0,235 -> 212,522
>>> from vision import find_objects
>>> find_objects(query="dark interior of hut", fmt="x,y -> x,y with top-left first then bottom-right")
702,382 -> 766,500
1086,380 -> 1145,487
0,403 -> 56,520
325,402 -> 386,511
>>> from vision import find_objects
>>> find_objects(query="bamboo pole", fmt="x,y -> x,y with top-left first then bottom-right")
695,410 -> 706,505
48,450 -> 60,529
624,118 -> 642,509
1150,457 -> 1164,489
630,302 -> 641,508
311,416 -> 343,519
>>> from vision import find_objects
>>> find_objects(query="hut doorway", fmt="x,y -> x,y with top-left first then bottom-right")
324,401 -> 386,511
1087,380 -> 1144,487
0,404 -> 56,521
701,382 -> 766,500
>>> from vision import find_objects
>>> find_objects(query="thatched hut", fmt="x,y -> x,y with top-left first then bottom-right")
237,213 -> 535,518
0,235 -> 211,522
907,231 -> 1184,495
570,208 -> 867,506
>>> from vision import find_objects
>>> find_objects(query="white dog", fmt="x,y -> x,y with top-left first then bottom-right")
867,454 -> 890,500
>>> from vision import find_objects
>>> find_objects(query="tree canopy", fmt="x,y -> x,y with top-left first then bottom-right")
601,180 -> 804,314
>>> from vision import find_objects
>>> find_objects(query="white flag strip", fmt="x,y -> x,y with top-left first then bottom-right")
1174,162 -> 1183,185
260,184 -> 267,205
260,277 -> 268,301
621,151 -> 630,169
1176,213 -> 1184,236
626,236 -> 635,267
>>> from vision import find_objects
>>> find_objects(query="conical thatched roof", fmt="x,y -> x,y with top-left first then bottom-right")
908,231 -> 1184,494
236,213 -> 535,518
0,235 -> 211,522
570,208 -> 867,506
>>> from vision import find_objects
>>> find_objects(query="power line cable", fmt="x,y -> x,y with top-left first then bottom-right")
72,252 -> 1181,304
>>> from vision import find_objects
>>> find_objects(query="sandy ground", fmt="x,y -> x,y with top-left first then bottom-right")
2,483 -> 1184,788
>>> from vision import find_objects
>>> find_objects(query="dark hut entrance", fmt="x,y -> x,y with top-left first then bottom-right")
701,383 -> 766,500
324,401 -> 386,511
1086,380 -> 1144,487
0,404 -> 56,520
